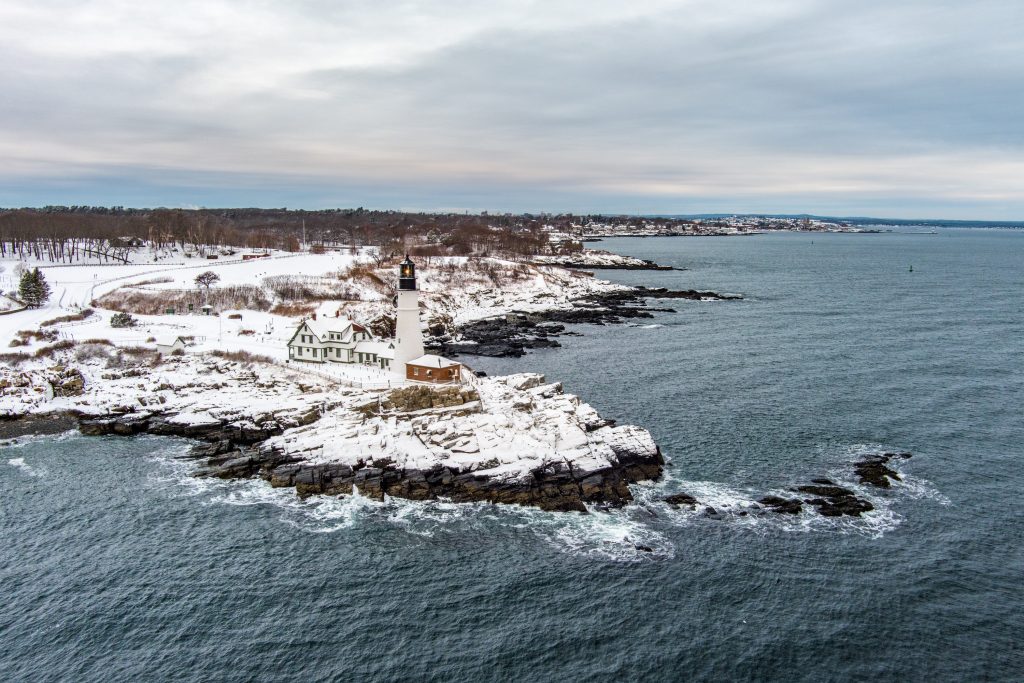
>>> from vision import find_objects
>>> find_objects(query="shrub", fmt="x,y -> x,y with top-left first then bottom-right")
97,285 -> 270,315
75,343 -> 114,362
121,345 -> 156,356
270,302 -> 316,317
227,313 -> 243,320
263,275 -> 364,301
210,349 -> 275,364
34,340 -> 76,358
82,338 -> 115,346
17,329 -> 59,343
110,312 -> 137,328
41,309 -> 93,327
0,352 -> 30,367
9,339 -> 23,347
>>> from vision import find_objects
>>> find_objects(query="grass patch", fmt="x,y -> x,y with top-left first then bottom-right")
0,352 -> 31,367
34,340 -> 77,358
210,349 -> 275,364
270,302 -> 316,318
40,309 -> 93,327
97,285 -> 271,315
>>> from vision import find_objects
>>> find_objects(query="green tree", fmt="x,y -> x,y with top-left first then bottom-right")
110,312 -> 137,328
18,267 -> 51,308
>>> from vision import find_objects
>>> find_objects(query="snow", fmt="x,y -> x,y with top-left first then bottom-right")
407,354 -> 459,368
0,247 -> 659,491
263,372 -> 657,483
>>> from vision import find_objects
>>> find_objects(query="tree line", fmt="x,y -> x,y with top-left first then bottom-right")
0,206 -> 685,264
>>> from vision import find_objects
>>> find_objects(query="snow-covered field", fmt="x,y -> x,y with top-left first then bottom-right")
0,248 -> 625,371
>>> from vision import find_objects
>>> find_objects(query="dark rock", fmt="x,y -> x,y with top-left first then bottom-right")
853,453 -> 905,488
426,287 -> 741,357
634,544 -> 654,552
758,495 -> 803,514
663,492 -> 699,508
0,412 -> 80,439
795,484 -> 874,517
796,484 -> 856,498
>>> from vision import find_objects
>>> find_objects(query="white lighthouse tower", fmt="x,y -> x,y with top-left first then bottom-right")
393,255 -> 425,374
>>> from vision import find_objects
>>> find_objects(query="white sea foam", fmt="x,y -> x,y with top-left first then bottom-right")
148,438 -> 942,556
7,457 -> 42,476
0,430 -> 81,450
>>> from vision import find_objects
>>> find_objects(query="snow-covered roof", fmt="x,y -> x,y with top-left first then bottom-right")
354,340 -> 394,359
155,334 -> 185,346
304,317 -> 353,340
407,354 -> 460,369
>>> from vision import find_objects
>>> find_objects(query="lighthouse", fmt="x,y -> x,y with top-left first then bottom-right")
393,255 -> 425,374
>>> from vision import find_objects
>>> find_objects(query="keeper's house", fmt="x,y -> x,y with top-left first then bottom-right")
287,316 -> 394,369
406,354 -> 463,384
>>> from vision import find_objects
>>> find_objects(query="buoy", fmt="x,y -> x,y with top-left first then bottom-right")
909,265 -> 914,272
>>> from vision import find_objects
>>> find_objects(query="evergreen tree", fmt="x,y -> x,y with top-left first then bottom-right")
18,267 -> 51,308
33,268 -> 51,307
17,269 -> 33,304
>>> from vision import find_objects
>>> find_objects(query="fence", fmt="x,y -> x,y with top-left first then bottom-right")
268,358 -> 399,390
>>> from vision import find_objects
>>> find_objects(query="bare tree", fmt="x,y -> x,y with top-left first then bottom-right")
195,271 -> 221,293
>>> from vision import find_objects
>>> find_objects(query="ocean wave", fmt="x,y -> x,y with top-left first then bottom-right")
148,440 -> 938,556
0,430 -> 81,451
7,457 -> 45,477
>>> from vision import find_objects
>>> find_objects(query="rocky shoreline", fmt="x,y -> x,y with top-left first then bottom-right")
662,451 -> 912,519
532,249 -> 678,271
537,259 -> 676,271
2,357 -> 664,513
73,390 -> 663,513
428,287 -> 741,358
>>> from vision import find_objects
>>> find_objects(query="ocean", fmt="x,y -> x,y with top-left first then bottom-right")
2,229 -> 1022,681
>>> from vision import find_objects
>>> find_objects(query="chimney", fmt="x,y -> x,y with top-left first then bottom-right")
312,312 -> 317,320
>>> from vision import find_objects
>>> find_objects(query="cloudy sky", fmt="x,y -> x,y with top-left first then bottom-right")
1,0 -> 1022,218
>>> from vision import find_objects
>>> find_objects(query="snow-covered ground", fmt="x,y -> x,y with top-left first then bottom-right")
265,372 -> 658,484
533,249 -> 660,268
0,248 -> 625,374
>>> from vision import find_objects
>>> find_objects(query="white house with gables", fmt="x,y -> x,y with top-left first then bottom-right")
287,315 -> 395,369
286,257 -> 463,384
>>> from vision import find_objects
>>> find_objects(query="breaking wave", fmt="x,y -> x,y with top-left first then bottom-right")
148,441 -> 941,557
7,457 -> 44,477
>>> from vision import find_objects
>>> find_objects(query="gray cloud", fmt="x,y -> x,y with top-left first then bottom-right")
0,0 -> 1022,217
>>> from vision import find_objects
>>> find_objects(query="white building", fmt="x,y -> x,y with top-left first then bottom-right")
287,316 -> 394,369
393,255 -> 425,373
155,334 -> 187,356
286,257 -> 462,382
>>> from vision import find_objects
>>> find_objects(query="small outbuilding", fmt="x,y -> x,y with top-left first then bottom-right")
155,334 -> 187,356
406,354 -> 462,384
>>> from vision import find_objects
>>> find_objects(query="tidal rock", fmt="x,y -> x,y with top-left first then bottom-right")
854,453 -> 907,488
795,484 -> 874,517
757,496 -> 803,514
663,492 -> 699,508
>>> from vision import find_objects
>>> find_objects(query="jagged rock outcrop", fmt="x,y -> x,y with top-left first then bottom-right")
428,288 -> 741,357
56,369 -> 664,514
854,452 -> 911,487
